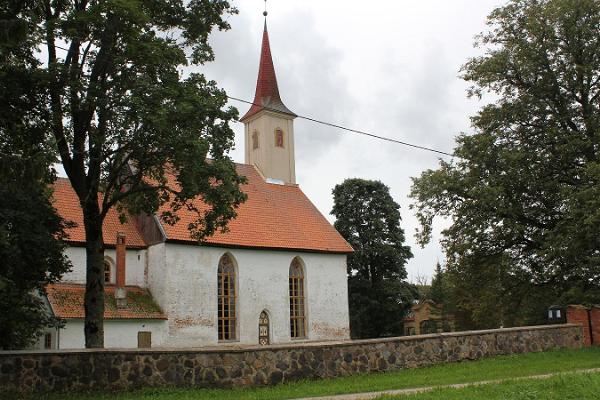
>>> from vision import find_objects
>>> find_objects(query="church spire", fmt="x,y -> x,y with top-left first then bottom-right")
240,19 -> 295,122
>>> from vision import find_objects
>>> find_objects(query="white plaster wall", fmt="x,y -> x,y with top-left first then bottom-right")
56,319 -> 168,349
146,243 -> 168,316
62,246 -> 148,287
244,111 -> 296,184
162,244 -> 350,347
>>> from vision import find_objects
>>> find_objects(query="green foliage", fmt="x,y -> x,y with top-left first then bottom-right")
0,159 -> 71,349
1,0 -> 245,347
0,10 -> 71,348
428,262 -> 445,304
332,179 -> 413,338
411,0 -> 600,328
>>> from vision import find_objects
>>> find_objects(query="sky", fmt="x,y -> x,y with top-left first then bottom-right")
193,0 -> 507,282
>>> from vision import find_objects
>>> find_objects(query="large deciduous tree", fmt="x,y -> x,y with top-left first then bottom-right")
332,179 -> 413,339
411,0 -> 600,327
3,0 -> 246,347
1,15 -> 71,347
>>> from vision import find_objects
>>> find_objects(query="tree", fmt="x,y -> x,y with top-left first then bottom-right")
332,179 -> 413,338
3,1 -> 246,347
428,262 -> 445,304
0,5 -> 71,349
0,160 -> 72,349
411,0 -> 600,327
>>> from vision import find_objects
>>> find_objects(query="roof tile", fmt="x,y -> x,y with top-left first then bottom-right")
160,164 -> 353,253
45,283 -> 167,320
51,179 -> 147,248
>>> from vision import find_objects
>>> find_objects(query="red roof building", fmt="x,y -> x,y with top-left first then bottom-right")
37,16 -> 352,350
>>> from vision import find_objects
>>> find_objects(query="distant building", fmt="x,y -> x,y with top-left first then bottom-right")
403,300 -> 454,336
33,20 -> 352,350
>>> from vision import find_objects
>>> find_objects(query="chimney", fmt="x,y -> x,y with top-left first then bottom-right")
115,232 -> 127,308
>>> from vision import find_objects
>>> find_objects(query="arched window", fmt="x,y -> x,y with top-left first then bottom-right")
252,130 -> 259,150
289,258 -> 306,338
275,128 -> 284,148
104,259 -> 112,284
218,254 -> 237,341
420,320 -> 438,335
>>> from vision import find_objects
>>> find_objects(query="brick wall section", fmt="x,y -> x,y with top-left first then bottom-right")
116,233 -> 126,287
591,307 -> 600,346
567,306 -> 592,346
0,325 -> 582,394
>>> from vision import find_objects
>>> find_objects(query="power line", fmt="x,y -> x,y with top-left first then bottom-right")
227,96 -> 456,158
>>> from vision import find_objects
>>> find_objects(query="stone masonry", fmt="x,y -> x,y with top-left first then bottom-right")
0,324 -> 583,394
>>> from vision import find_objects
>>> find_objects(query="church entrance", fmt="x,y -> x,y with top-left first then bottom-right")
259,310 -> 270,345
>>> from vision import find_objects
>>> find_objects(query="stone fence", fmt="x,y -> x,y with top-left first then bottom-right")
0,324 -> 583,394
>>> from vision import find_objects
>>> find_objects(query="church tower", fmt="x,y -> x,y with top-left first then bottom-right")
240,21 -> 297,184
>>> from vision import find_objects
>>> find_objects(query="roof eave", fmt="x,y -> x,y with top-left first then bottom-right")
164,238 -> 353,255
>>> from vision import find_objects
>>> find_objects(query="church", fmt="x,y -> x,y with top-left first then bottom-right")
36,22 -> 352,349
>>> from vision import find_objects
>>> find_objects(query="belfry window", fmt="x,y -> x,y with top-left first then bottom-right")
275,128 -> 284,148
252,130 -> 260,150
218,254 -> 237,341
289,257 -> 306,338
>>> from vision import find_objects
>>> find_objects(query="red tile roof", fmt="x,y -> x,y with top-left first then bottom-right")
160,164 -> 353,253
51,178 -> 147,248
240,22 -> 295,122
45,283 -> 167,320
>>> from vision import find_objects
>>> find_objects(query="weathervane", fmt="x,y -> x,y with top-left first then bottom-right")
263,0 -> 268,17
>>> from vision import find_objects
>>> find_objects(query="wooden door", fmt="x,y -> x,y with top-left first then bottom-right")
137,331 -> 152,348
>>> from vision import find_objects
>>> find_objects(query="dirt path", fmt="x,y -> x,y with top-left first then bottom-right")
295,368 -> 600,400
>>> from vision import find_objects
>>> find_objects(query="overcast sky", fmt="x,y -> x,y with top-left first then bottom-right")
193,0 -> 507,281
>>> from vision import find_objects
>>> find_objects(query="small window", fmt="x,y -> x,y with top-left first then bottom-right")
104,260 -> 111,284
275,128 -> 284,148
44,333 -> 52,349
137,331 -> 152,348
556,310 -> 561,318
252,130 -> 260,150
420,320 -> 438,334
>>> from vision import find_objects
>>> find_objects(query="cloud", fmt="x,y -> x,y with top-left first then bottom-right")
196,0 -> 506,280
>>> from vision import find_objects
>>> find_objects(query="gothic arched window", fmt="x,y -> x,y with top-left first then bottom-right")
218,254 -> 237,341
275,128 -> 284,148
104,259 -> 112,284
252,130 -> 260,150
289,257 -> 306,338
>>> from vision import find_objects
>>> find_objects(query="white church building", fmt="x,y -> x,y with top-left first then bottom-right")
37,22 -> 352,349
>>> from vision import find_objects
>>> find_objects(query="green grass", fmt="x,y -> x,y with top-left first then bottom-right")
17,347 -> 600,400
382,372 -> 600,399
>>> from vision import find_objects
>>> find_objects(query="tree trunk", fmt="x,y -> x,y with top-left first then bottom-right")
83,198 -> 105,348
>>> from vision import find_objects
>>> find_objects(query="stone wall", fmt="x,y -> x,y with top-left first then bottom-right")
0,324 -> 582,394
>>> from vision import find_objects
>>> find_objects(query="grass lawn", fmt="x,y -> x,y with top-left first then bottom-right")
17,347 -> 600,400
384,372 -> 600,399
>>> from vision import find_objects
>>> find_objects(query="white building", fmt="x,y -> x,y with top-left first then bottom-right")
37,22 -> 352,350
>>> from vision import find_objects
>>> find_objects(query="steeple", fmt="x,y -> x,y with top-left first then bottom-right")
240,22 -> 295,122
242,14 -> 297,185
